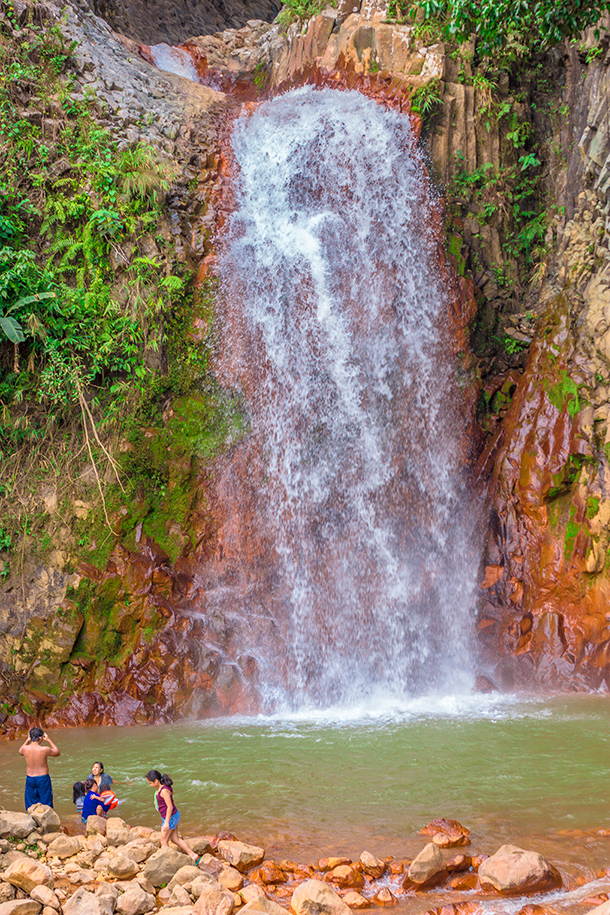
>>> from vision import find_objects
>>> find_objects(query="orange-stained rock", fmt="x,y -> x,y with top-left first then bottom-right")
478,845 -> 561,895
343,891 -> 370,908
319,858 -> 352,872
372,888 -> 397,907
359,852 -> 385,880
471,855 -> 489,871
448,874 -> 478,891
420,820 -> 470,839
256,862 -> 287,885
432,832 -> 470,848
446,854 -> 472,873
326,866 -> 365,890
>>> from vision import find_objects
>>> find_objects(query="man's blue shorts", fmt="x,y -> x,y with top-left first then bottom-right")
25,773 -> 53,810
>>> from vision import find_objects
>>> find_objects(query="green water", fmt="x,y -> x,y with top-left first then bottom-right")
1,693 -> 609,909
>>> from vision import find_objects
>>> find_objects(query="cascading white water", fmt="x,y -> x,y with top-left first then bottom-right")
220,86 -> 481,711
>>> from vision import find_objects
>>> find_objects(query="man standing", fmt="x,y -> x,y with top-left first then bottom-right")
18,727 -> 60,810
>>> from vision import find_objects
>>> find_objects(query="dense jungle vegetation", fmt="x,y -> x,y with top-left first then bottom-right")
0,1 -> 245,575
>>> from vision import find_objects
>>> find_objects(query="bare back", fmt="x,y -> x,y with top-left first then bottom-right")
19,742 -> 52,776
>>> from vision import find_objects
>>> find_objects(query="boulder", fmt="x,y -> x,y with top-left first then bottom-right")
217,842 -> 265,873
478,845 -> 561,895
26,806 -> 61,834
359,852 -> 385,879
3,859 -> 54,893
0,887 -> 14,904
238,886 -> 266,905
168,866 -> 208,891
192,882 -> 234,915
142,848 -> 193,887
63,888 -> 115,915
46,835 -> 81,859
190,838 -> 215,856
122,842 -> 155,864
318,859 -> 350,872
115,884 -> 155,915
86,817 -> 107,837
406,844 -> 447,886
327,866 -> 364,890
29,887 -> 60,909
290,880 -> 352,915
0,813 -> 37,840
197,856 -> 225,879
420,819 -> 470,839
372,889 -> 396,907
218,868 -> 243,892
240,899 -> 286,915
106,818 -> 133,847
107,852 -> 140,879
169,887 -> 193,907
0,902 -> 41,915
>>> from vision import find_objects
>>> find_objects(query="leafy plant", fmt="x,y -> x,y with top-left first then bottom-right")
410,78 -> 443,124
410,0 -> 610,57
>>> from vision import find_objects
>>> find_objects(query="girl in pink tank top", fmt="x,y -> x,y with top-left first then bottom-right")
146,769 -> 202,864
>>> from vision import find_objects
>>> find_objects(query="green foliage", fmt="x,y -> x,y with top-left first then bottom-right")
277,0 -> 335,26
410,78 -> 443,124
410,0 -> 610,57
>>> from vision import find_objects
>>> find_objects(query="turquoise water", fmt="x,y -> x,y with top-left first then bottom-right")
1,693 -> 610,910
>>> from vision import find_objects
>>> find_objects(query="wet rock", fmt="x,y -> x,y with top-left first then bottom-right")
326,865 -> 364,890
359,851 -> 385,879
478,845 -> 561,895
420,819 -> 470,841
405,843 -> 447,886
372,888 -> 396,907
291,879 -> 352,915
217,842 -> 264,873
318,858 -> 351,872
143,848 -> 193,887
3,859 -> 54,893
446,854 -> 472,872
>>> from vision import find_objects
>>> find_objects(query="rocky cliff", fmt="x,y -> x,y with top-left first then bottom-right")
1,0 -> 610,730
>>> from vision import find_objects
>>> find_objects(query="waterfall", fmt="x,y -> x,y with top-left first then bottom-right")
219,86 -> 480,712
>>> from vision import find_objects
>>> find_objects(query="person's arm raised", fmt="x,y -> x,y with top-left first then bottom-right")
18,735 -> 31,756
43,732 -> 60,757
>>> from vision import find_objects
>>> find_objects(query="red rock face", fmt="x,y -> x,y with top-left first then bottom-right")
477,293 -> 610,691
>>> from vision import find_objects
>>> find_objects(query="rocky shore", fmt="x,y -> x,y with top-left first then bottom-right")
0,806 -> 606,915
